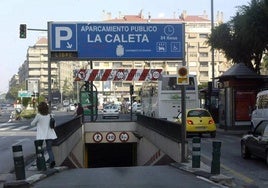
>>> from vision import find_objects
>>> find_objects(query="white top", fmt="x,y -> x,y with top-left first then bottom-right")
31,113 -> 57,140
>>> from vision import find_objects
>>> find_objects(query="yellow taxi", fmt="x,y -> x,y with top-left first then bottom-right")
175,108 -> 216,138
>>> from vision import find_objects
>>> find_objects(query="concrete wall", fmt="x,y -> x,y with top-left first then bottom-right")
52,127 -> 83,166
55,121 -> 186,167
85,122 -> 186,164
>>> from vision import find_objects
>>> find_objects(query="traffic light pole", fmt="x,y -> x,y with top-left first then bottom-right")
27,28 -> 47,31
47,23 -> 52,112
89,61 -> 94,122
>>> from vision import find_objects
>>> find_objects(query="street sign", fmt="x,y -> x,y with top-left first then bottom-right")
93,132 -> 103,143
177,66 -> 189,85
18,90 -> 32,98
49,22 -> 184,60
80,91 -> 97,115
106,132 -> 116,143
119,132 -> 129,142
27,79 -> 39,93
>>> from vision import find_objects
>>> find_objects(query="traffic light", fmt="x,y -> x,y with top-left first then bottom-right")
84,81 -> 89,91
130,84 -> 134,95
19,24 -> 27,38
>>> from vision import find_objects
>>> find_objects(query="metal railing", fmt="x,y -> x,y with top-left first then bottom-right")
52,116 -> 83,146
137,114 -> 182,142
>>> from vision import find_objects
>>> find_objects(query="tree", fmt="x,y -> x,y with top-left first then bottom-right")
62,78 -> 73,99
5,82 -> 26,102
208,0 -> 268,74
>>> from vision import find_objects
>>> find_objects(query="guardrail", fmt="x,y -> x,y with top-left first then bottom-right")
52,115 -> 83,146
136,114 -> 182,142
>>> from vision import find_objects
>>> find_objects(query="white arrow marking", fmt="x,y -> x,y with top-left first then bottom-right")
66,42 -> 72,48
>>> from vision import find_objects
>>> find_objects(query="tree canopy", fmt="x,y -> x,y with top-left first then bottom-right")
208,0 -> 268,74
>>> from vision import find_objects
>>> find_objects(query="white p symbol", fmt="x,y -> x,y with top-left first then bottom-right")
55,27 -> 72,48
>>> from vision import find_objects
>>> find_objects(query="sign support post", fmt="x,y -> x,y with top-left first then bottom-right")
47,22 -> 52,112
180,24 -> 187,162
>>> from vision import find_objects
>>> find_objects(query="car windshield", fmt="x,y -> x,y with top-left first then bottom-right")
104,105 -> 117,110
188,110 -> 210,117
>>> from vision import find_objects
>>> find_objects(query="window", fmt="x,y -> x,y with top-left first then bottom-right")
189,62 -> 197,67
199,33 -> 209,38
94,62 -> 100,67
167,62 -> 178,67
188,33 -> 197,38
200,71 -> 208,77
189,52 -> 198,57
114,82 -> 122,87
200,52 -> 208,57
254,122 -> 268,136
113,62 -> 122,68
257,95 -> 268,109
200,62 -> 208,67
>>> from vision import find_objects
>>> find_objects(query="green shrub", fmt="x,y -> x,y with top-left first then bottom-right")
20,109 -> 37,119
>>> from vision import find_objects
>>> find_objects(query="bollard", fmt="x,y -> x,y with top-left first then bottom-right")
211,141 -> 221,174
192,137 -> 201,168
34,140 -> 47,171
12,145 -> 25,180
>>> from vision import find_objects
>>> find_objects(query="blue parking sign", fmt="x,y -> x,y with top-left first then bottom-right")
50,23 -> 77,51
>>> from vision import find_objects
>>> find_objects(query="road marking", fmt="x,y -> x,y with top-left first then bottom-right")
201,154 -> 254,184
28,127 -> 37,131
13,126 -> 29,131
0,127 -> 11,131
220,163 -> 254,184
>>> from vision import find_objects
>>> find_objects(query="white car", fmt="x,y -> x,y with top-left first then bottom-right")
102,105 -> 119,119
129,103 -> 142,114
68,104 -> 76,111
251,90 -> 268,128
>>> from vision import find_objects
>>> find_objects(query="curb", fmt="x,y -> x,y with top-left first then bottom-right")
171,162 -> 235,187
3,166 -> 68,188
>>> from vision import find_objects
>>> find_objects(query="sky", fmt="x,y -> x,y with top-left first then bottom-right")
0,0 -> 250,93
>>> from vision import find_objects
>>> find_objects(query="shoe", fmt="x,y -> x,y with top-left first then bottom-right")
50,161 -> 55,168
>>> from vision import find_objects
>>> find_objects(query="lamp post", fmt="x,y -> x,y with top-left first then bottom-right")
211,0 -> 215,88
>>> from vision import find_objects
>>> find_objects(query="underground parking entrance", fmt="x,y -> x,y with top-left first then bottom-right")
86,143 -> 137,168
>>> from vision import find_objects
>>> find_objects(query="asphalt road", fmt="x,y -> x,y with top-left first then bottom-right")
192,132 -> 268,188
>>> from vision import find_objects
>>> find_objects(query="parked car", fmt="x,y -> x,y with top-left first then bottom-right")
68,104 -> 76,112
128,102 -> 142,114
135,103 -> 142,114
241,120 -> 268,165
174,108 -> 216,138
251,90 -> 268,128
102,105 -> 119,119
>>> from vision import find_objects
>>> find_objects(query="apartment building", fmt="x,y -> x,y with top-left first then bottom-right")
17,37 -> 89,103
14,11 -> 231,104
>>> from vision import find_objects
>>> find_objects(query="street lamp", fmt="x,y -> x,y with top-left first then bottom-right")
211,0 -> 215,88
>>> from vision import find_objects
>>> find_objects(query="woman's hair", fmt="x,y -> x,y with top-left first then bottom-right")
38,102 -> 49,115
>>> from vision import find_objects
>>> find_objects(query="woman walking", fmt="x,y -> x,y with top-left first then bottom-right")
31,102 -> 57,168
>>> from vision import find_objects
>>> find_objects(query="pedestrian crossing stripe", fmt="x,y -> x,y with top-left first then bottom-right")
0,124 -> 36,131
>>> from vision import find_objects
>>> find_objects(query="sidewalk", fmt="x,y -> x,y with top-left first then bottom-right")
216,127 -> 248,137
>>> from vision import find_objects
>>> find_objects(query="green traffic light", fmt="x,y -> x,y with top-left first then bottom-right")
19,24 -> 27,38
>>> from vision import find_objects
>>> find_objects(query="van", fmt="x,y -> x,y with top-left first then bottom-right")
251,90 -> 268,128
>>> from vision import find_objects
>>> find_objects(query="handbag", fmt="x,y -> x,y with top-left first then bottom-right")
50,114 -> 55,129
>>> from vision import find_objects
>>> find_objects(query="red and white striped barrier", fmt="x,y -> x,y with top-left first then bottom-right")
74,69 -> 162,81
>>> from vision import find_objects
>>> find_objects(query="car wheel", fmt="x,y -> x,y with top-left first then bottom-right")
210,131 -> 216,138
266,151 -> 268,166
241,142 -> 251,159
